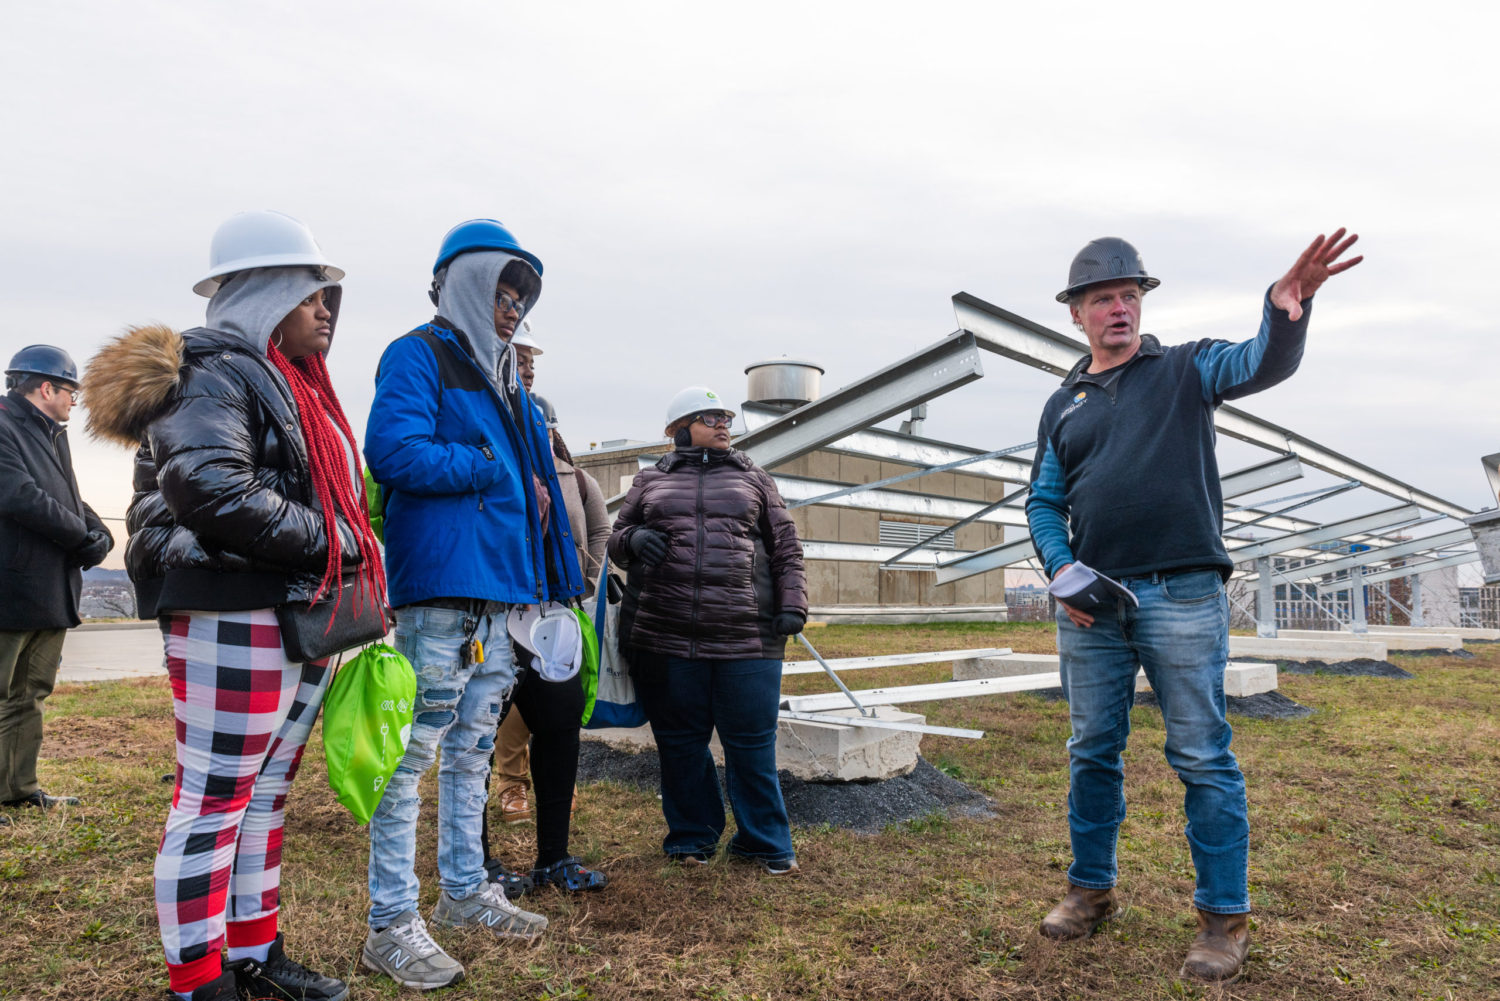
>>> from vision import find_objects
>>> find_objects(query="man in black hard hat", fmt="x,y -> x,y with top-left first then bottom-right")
0,345 -> 112,819
1024,231 -> 1362,983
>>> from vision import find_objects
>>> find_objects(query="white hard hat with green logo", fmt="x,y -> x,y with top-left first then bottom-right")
663,386 -> 736,435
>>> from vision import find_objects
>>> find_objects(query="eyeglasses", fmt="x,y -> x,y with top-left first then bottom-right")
495,291 -> 528,317
695,412 -> 733,429
48,383 -> 80,402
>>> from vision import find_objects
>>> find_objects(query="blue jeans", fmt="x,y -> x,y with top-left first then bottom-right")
368,604 -> 517,930
634,656 -> 794,863
1055,568 -> 1250,914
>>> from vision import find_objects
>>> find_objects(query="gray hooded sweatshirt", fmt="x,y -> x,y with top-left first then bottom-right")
434,251 -> 541,396
204,266 -> 359,493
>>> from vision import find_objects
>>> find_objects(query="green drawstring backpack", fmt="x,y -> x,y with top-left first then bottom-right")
321,643 -> 415,823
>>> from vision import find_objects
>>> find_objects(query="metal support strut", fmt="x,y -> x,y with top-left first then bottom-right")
795,632 -> 873,717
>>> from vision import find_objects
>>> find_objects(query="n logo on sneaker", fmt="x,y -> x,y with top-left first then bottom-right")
385,948 -> 409,969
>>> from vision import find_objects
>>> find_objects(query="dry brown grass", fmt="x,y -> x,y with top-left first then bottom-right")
2,623 -> 1498,999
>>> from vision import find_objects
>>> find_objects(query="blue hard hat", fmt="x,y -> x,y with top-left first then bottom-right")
432,219 -> 543,276
5,344 -> 78,387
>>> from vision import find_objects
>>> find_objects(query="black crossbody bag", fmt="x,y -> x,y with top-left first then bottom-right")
276,576 -> 391,663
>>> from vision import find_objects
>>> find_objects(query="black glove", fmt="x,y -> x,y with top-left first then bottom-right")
772,611 -> 806,636
75,530 -> 111,569
628,528 -> 668,567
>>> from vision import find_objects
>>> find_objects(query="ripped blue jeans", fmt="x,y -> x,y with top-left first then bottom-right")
367,603 -> 516,930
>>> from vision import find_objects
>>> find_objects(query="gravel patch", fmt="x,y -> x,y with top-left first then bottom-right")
1275,658 -> 1414,678
1025,686 -> 1316,719
577,742 -> 996,834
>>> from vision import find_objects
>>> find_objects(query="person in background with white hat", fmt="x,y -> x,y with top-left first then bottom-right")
86,210 -> 382,1001
0,344 -> 111,824
607,386 -> 807,875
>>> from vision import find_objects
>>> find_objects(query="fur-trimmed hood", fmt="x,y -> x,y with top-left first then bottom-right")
83,323 -> 186,448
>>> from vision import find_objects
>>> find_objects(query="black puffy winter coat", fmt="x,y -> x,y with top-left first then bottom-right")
86,324 -> 362,618
0,392 -> 112,630
607,446 -> 806,660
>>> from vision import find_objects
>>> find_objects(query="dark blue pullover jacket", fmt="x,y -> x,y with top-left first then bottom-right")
1025,289 -> 1311,581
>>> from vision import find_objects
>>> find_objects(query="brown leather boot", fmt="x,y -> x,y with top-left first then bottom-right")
1039,884 -> 1119,941
498,783 -> 532,824
1180,909 -> 1250,982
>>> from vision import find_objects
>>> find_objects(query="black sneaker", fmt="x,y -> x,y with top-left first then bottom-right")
179,970 -> 238,1000
3,790 -> 80,810
230,933 -> 349,1001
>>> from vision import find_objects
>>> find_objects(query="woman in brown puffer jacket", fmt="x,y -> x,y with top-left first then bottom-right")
607,386 -> 807,875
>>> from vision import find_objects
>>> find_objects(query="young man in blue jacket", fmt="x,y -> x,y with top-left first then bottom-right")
360,220 -> 584,990
1024,231 -> 1361,983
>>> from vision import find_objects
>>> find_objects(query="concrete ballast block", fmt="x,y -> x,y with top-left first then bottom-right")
581,708 -> 925,783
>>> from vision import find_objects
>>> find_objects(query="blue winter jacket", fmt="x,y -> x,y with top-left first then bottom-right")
365,321 -> 584,608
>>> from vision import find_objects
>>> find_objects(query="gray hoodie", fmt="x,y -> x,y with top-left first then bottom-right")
203,265 -> 357,493
205,265 -> 343,356
434,250 -> 540,393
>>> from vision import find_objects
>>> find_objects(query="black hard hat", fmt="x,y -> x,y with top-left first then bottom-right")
5,345 -> 78,388
1056,237 -> 1161,303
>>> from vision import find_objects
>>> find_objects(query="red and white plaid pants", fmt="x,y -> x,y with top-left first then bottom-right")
153,608 -> 330,994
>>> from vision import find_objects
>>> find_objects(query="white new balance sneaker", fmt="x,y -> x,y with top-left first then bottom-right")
361,910 -> 465,991
430,881 -> 548,943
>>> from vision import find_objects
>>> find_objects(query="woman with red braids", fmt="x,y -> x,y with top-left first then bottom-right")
86,211 -> 381,1001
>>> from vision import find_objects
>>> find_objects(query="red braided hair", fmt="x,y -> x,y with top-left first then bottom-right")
266,343 -> 388,619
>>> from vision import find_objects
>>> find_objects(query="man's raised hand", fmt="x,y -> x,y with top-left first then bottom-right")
1271,228 -> 1363,321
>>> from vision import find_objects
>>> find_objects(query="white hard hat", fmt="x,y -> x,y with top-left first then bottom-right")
511,318 -> 543,355
507,603 -> 582,682
663,386 -> 735,435
194,210 -> 345,297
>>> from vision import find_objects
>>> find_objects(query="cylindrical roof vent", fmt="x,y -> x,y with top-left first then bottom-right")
745,357 -> 824,410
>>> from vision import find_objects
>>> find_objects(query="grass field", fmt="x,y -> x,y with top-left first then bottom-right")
2,622 -> 1497,999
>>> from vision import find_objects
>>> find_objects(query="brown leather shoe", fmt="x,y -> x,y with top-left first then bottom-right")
498,783 -> 532,825
1039,884 -> 1120,941
1180,909 -> 1250,983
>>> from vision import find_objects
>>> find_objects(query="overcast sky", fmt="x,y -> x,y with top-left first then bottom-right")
4,1 -> 1494,573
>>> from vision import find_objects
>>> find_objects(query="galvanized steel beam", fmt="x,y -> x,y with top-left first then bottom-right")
1272,528 -> 1475,584
953,291 -> 1473,521
1225,505 -> 1423,561
800,541 -> 949,566
781,648 -> 1013,676
1319,549 -> 1478,590
772,474 -> 1029,527
1218,454 -> 1304,501
732,331 -> 984,471
742,402 -> 1032,483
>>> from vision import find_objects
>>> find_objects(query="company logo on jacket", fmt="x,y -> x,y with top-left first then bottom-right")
1060,391 -> 1087,419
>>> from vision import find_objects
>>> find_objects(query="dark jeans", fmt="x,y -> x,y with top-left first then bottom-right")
0,628 -> 66,802
482,661 -> 585,869
634,655 -> 794,863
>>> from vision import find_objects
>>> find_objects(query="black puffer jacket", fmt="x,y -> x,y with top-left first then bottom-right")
85,323 -> 361,618
608,446 -> 806,660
